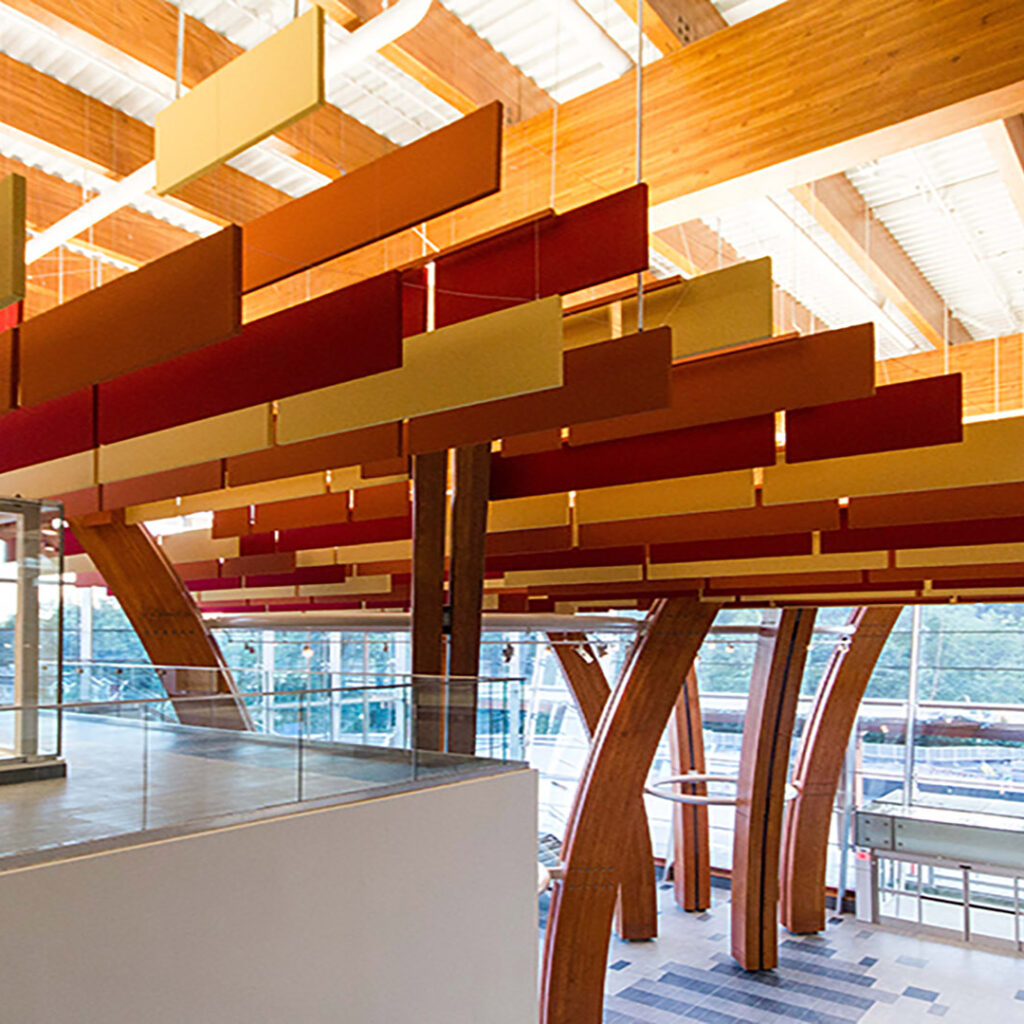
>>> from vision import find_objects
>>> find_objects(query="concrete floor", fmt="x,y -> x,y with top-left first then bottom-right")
0,712 -> 507,863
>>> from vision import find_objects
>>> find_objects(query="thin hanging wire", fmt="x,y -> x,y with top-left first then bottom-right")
175,6 -> 185,99
635,0 -> 644,331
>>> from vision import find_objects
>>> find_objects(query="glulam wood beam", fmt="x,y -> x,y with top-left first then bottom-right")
780,606 -> 901,934
317,0 -> 552,122
69,511 -> 251,730
548,631 -> 658,940
667,666 -> 711,912
731,607 -> 816,971
542,597 -> 719,1024
984,114 -> 1024,233
646,0 -> 726,46
6,0 -> 393,179
410,451 -> 446,751
447,442 -> 490,754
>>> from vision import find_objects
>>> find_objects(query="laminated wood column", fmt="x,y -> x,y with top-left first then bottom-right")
68,511 -> 251,731
780,605 -> 901,934
547,631 -> 658,941
410,451 -> 447,751
668,667 -> 711,912
447,442 -> 490,754
731,607 -> 816,971
541,597 -> 719,1024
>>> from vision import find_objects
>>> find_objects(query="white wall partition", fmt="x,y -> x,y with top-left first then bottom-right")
0,770 -> 538,1024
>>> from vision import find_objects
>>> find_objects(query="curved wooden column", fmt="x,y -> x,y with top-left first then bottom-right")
668,667 -> 711,912
541,597 -> 719,1024
780,605 -> 901,934
69,511 -> 251,730
547,631 -> 658,941
731,607 -> 816,971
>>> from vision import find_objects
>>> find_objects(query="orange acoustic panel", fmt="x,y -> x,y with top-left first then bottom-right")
226,422 -> 402,487
406,328 -> 672,454
243,102 -> 502,292
101,461 -> 224,511
570,324 -> 875,446
20,227 -> 241,407
849,481 -> 1024,529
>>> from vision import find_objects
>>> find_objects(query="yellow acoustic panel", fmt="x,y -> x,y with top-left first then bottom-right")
736,590 -> 919,602
328,470 -> 408,494
503,565 -> 643,587
333,539 -> 413,564
483,593 -> 500,611
155,8 -> 324,194
0,451 -> 95,499
99,405 -> 273,484
896,542 -> 1024,569
575,470 -> 755,524
65,553 -> 96,575
763,418 -> 1024,505
649,550 -> 888,579
277,296 -> 564,444
197,585 -> 297,603
563,259 -> 773,359
488,493 -> 570,532
159,529 -> 239,563
295,548 -> 336,567
0,173 -> 26,308
299,576 -> 392,597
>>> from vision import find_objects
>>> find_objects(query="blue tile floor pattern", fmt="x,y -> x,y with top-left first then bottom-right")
590,886 -> 1024,1023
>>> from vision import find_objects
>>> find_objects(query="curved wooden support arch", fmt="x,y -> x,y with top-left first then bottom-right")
69,511 -> 251,730
547,631 -> 658,941
731,607 -> 816,971
541,597 -> 720,1024
668,666 -> 711,912
780,605 -> 901,934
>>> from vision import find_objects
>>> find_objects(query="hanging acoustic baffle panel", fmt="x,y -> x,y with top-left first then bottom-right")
97,271 -> 403,444
155,7 -> 325,195
0,173 -> 26,310
19,227 -> 242,407
276,295 -> 565,444
243,102 -> 503,292
563,258 -> 773,360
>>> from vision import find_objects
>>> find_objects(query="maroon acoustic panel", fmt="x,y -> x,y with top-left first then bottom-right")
785,374 -> 962,463
486,545 -> 645,574
97,271 -> 402,445
821,514 -> 1024,554
0,386 -> 94,472
434,185 -> 648,328
275,514 -> 411,553
244,565 -> 348,588
0,301 -> 21,332
0,327 -> 13,414
402,268 -> 427,337
489,415 -> 776,500
21,226 -> 241,407
649,532 -> 813,564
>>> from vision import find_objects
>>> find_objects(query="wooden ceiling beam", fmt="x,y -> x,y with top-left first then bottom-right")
0,50 -> 287,226
608,0 -> 683,56
983,113 -> 1024,233
5,0 -> 394,179
316,0 -> 552,122
790,175 -> 973,349
646,0 -> 728,46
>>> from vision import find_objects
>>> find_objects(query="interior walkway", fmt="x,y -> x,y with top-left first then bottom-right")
0,713 -> 507,863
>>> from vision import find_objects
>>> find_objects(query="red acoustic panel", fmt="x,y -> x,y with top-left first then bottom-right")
486,545 -> 645,573
21,227 -> 241,407
64,531 -> 85,556
649,533 -> 812,564
0,327 -> 13,413
579,501 -> 840,549
361,455 -> 411,478
98,272 -> 402,445
245,565 -> 348,588
242,103 -> 502,292
221,552 -> 295,577
821,515 -> 1024,554
486,525 -> 573,557
176,560 -> 221,581
407,328 -> 672,454
227,421 -> 402,486
489,415 -> 776,500
434,185 -> 648,328
239,533 -> 276,556
0,301 -> 21,332
849,481 -> 1024,529
501,430 -> 564,457
54,486 -> 102,518
102,460 -> 224,511
571,325 -> 876,446
275,514 -> 411,553
785,375 -> 962,463
402,269 -> 427,338
0,386 -> 94,472
351,480 -> 410,521
253,492 -> 349,535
